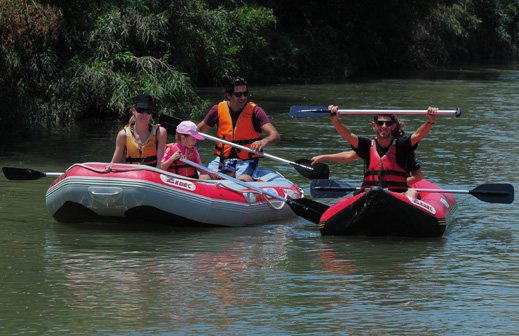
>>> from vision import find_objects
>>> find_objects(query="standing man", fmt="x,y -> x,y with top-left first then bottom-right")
198,76 -> 280,181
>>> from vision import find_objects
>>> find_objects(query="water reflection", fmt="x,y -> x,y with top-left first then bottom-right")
43,224 -> 294,332
44,222 -> 453,334
1,66 -> 518,334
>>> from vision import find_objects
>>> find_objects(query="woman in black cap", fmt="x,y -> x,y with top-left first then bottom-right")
111,93 -> 167,167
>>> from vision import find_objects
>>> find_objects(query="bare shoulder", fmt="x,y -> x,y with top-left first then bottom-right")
158,125 -> 167,135
116,128 -> 127,138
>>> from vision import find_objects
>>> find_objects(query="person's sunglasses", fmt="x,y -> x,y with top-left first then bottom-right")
232,91 -> 249,98
376,120 -> 394,127
136,108 -> 152,114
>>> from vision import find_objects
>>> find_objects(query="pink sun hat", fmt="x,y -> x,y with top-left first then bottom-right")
176,121 -> 204,140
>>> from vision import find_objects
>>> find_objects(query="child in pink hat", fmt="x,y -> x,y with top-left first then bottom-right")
161,121 -> 205,178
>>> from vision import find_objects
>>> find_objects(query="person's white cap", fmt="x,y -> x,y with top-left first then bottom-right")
176,121 -> 204,140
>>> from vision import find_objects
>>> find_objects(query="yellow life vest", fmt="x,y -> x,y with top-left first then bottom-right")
124,124 -> 159,166
214,101 -> 262,160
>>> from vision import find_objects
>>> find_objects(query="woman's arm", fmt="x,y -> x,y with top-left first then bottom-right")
110,129 -> 126,163
155,126 -> 168,168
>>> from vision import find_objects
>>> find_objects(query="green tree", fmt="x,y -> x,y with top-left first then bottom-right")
0,0 -> 62,130
1,0 -> 517,134
48,0 -> 205,121
164,0 -> 276,84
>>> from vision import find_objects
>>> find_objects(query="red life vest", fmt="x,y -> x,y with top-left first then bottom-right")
164,143 -> 199,178
361,139 -> 408,192
214,101 -> 262,160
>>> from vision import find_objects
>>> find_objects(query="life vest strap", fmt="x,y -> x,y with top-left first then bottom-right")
364,169 -> 408,178
126,155 -> 157,165
362,181 -> 408,190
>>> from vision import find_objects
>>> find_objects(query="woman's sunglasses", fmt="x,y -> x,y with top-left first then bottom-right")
232,91 -> 249,98
136,108 -> 152,114
376,120 -> 394,127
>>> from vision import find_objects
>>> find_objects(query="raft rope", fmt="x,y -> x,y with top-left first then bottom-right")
215,181 -> 286,210
263,188 -> 286,210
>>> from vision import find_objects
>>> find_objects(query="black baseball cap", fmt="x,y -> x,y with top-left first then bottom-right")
134,93 -> 153,109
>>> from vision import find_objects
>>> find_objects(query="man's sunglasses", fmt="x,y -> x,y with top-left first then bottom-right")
136,108 -> 152,114
232,91 -> 249,98
376,120 -> 394,127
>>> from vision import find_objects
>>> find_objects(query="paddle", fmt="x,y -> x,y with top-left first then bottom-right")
159,114 -> 330,179
412,184 -> 515,204
2,167 -> 63,180
180,158 -> 329,224
310,179 -> 515,204
310,179 -> 357,198
289,106 -> 462,118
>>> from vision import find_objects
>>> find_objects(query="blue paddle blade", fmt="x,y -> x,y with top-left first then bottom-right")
288,105 -> 330,118
310,179 -> 358,198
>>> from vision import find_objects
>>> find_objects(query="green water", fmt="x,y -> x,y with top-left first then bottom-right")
1,66 -> 518,335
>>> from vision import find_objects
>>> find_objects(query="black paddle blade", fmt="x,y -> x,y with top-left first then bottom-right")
159,114 -> 183,134
288,105 -> 329,118
287,198 -> 329,224
293,159 -> 329,180
310,179 -> 357,198
2,167 -> 45,180
470,183 -> 515,204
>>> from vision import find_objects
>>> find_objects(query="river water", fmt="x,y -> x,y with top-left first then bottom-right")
1,66 -> 517,335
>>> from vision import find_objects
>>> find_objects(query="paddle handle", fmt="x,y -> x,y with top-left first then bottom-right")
200,132 -> 293,165
315,187 -> 481,194
180,158 -> 288,202
336,108 -> 461,116
44,173 -> 63,177
290,106 -> 461,118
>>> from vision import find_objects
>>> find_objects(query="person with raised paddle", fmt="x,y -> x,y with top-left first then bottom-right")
311,113 -> 428,194
111,93 -> 167,168
323,104 -> 438,197
197,76 -> 280,182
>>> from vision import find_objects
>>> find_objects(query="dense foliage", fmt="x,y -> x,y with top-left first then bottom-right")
0,0 -> 517,132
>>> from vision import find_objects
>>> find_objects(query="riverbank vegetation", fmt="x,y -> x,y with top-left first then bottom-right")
1,0 -> 517,132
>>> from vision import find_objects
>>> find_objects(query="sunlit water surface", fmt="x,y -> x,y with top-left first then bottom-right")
1,67 -> 517,335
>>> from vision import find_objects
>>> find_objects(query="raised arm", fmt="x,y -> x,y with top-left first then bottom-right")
410,106 -> 438,147
329,105 -> 359,148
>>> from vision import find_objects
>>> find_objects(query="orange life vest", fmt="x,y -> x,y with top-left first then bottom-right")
213,101 -> 262,160
361,139 -> 408,192
124,124 -> 159,166
164,143 -> 199,178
